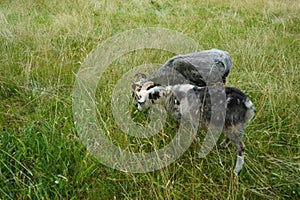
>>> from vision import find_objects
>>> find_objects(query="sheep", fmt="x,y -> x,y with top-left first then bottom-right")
133,49 -> 232,88
132,81 -> 255,175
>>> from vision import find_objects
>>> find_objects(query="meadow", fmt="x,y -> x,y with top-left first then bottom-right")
0,0 -> 299,199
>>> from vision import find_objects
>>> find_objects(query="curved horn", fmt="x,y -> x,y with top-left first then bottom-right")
133,73 -> 147,83
141,81 -> 155,90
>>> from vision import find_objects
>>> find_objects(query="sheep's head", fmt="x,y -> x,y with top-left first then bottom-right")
132,74 -> 165,111
132,81 -> 156,111
131,73 -> 147,95
132,73 -> 147,109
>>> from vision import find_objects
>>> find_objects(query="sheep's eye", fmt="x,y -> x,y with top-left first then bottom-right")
132,93 -> 138,100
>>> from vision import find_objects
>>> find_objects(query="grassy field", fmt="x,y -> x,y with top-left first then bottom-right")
1,0 -> 299,199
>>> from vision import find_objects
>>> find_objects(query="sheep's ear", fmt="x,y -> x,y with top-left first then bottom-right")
132,83 -> 141,90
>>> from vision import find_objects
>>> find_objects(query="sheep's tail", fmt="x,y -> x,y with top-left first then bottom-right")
244,97 -> 255,123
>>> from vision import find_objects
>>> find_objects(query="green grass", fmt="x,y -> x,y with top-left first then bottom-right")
1,0 -> 299,199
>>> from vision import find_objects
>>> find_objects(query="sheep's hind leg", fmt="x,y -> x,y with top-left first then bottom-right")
234,139 -> 245,176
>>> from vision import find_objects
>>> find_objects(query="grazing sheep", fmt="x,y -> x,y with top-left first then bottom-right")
132,81 -> 255,175
133,49 -> 232,88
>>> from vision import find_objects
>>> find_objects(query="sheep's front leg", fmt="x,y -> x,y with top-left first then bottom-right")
234,140 -> 245,176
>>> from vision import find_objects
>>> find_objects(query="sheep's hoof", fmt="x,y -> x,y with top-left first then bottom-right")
219,138 -> 230,149
234,155 -> 244,176
194,136 -> 200,142
234,169 -> 241,176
